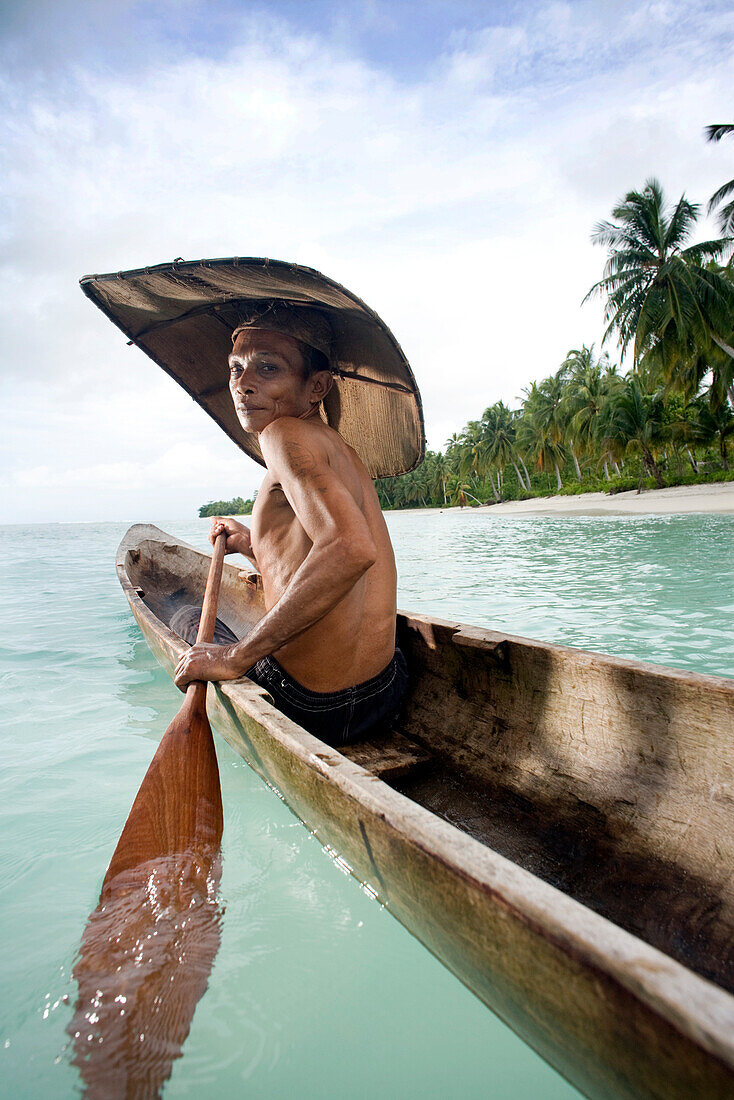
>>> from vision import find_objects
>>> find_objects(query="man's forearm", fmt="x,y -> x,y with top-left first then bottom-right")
229,540 -> 373,673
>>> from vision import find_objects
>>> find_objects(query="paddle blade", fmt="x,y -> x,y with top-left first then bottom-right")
103,683 -> 224,887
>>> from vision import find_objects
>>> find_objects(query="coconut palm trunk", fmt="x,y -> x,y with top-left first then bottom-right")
553,461 -> 563,491
643,448 -> 665,487
487,470 -> 501,502
512,461 -> 528,492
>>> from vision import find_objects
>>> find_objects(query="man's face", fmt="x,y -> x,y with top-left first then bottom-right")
228,329 -> 314,433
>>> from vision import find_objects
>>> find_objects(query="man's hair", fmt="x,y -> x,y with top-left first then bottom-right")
298,341 -> 332,380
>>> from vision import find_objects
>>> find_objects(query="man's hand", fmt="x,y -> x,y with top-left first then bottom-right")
209,516 -> 255,562
174,642 -> 247,691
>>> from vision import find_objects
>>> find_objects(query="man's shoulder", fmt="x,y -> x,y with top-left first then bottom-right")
260,415 -> 323,443
260,416 -> 341,462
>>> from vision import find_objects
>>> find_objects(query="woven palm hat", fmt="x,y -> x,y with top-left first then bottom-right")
80,257 -> 425,478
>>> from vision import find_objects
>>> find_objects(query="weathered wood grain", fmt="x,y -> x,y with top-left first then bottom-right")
341,730 -> 432,778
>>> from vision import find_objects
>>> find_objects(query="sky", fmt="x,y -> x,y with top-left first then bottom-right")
1,0 -> 733,523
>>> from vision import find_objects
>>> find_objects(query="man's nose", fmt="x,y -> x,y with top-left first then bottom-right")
233,367 -> 257,394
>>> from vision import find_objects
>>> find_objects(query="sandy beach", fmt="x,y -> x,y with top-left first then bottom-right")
407,480 -> 734,517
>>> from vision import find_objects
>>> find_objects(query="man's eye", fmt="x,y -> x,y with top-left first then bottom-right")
229,365 -> 242,376
259,363 -> 277,373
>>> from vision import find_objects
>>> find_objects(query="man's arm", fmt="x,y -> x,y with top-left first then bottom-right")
174,419 -> 375,688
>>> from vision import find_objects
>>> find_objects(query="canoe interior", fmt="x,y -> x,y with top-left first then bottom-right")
124,537 -> 734,996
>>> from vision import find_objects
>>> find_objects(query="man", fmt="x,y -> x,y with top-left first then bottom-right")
173,307 -> 408,746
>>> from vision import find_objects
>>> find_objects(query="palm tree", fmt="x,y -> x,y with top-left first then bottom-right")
560,345 -> 603,377
430,452 -> 450,505
706,124 -> 734,235
562,348 -> 622,479
513,415 -> 533,490
559,351 -> 605,480
476,402 -> 531,495
454,421 -> 495,502
683,395 -> 734,471
374,477 -> 394,509
444,433 -> 464,484
471,440 -> 501,501
584,179 -> 734,405
520,377 -> 568,490
388,480 -> 402,508
517,385 -> 567,492
600,375 -> 667,487
639,314 -> 734,413
410,465 -> 431,507
660,394 -> 700,474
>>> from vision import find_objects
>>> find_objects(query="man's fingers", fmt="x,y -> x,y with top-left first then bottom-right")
173,660 -> 188,692
175,646 -> 203,688
209,520 -> 226,545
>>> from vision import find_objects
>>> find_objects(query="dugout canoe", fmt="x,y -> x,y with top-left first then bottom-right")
117,524 -> 734,1100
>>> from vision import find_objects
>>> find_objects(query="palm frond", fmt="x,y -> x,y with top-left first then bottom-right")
665,195 -> 699,253
708,178 -> 734,210
705,124 -> 734,143
715,200 -> 734,236
681,237 -> 733,264
708,177 -> 734,234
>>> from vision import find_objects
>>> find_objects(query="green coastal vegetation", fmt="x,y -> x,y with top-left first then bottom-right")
199,496 -> 255,517
377,147 -> 734,509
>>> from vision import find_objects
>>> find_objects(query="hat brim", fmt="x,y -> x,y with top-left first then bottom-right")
80,257 -> 425,479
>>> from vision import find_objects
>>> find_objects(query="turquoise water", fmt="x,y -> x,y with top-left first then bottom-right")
1,513 -> 732,1098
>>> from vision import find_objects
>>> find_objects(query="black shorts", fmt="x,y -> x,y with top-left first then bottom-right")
169,605 -> 408,746
246,650 -> 409,747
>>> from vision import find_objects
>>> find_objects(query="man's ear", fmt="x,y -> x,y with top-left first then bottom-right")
308,369 -> 334,404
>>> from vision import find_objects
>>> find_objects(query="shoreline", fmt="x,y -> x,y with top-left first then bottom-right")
388,480 -> 734,517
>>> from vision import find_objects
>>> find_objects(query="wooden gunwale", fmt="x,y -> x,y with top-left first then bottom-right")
116,525 -> 734,1100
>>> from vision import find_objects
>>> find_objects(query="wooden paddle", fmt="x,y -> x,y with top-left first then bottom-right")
69,533 -> 227,1098
102,531 -> 226,882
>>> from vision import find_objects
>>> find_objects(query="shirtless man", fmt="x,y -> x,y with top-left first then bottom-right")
173,313 -> 408,745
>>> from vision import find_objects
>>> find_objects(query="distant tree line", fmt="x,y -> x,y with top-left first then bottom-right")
198,496 -> 255,518
377,144 -> 734,509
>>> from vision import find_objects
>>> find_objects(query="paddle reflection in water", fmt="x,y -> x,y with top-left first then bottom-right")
68,849 -> 222,1098
68,535 -> 227,1097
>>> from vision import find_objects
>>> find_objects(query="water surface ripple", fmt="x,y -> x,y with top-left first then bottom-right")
0,514 -> 731,1097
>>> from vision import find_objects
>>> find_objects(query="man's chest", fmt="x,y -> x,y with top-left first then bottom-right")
251,474 -> 299,551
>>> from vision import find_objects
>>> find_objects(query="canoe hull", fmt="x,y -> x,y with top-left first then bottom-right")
118,526 -> 734,1100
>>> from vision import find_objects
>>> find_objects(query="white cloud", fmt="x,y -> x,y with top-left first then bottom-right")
1,0 -> 733,521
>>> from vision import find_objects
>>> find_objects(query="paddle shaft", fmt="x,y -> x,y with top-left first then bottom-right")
101,533 -> 227,887
185,530 -> 227,712
194,531 -> 228,647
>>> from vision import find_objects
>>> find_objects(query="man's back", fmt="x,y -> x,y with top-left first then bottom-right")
251,415 -> 397,692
